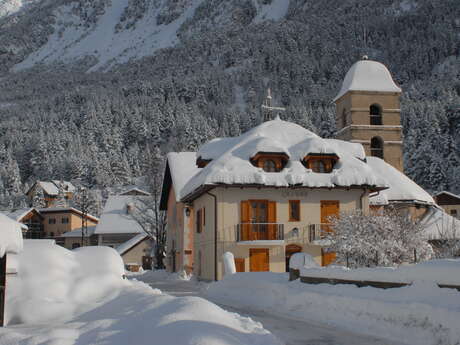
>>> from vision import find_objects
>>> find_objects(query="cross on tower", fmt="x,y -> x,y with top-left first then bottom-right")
261,88 -> 285,122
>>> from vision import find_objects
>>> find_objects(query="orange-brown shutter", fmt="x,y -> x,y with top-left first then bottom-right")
234,258 -> 245,272
241,201 -> 250,241
267,201 -> 277,240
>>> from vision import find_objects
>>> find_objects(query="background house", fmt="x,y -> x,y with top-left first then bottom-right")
26,180 -> 76,207
434,191 -> 460,220
115,233 -> 153,271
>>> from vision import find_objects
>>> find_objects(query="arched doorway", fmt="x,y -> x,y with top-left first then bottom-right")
285,244 -> 302,272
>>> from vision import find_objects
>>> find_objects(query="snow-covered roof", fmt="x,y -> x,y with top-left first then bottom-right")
51,180 -> 76,193
94,196 -> 144,235
179,118 -> 387,200
434,191 -> 460,201
7,207 -> 41,222
61,226 -> 97,238
38,207 -> 99,222
28,180 -> 76,196
0,212 -> 23,255
333,59 -> 402,102
367,157 -> 435,205
115,233 -> 149,255
119,187 -> 151,196
422,206 -> 460,240
166,152 -> 200,201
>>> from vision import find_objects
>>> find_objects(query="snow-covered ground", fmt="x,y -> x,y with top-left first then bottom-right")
2,243 -> 280,345
137,270 -> 407,345
205,272 -> 460,345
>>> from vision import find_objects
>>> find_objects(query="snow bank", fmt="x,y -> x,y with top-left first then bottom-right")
299,259 -> 460,285
6,241 -> 127,325
205,272 -> 460,345
0,212 -> 23,256
2,279 -> 281,345
133,269 -> 194,282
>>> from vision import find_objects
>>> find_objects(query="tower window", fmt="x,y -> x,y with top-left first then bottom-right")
370,137 -> 384,159
370,104 -> 382,125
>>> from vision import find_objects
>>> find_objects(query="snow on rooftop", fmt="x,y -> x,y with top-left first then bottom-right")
167,152 -> 201,202
0,212 -> 23,255
38,181 -> 59,195
367,157 -> 435,205
434,190 -> 460,201
119,187 -> 151,196
116,233 -> 149,255
7,207 -> 38,222
179,119 -> 386,199
61,226 -> 96,238
95,196 -> 144,235
422,206 -> 460,240
333,59 -> 402,102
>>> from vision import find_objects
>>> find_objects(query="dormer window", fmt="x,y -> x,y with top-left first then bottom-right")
196,156 -> 212,168
251,152 -> 289,173
263,160 -> 277,172
303,153 -> 338,173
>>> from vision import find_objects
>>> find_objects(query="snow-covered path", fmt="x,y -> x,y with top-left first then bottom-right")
139,274 -> 405,345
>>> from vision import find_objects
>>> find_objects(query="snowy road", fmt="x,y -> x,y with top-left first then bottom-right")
142,277 -> 406,345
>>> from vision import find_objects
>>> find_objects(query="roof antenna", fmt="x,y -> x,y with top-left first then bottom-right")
261,88 -> 285,122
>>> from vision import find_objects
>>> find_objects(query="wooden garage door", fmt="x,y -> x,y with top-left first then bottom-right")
249,248 -> 269,272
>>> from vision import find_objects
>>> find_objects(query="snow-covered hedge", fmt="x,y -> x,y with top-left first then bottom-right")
206,271 -> 460,345
0,213 -> 23,256
299,259 -> 460,285
6,240 -> 127,325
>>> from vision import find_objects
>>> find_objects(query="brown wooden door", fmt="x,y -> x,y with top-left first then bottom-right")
234,258 -> 245,272
267,201 -> 277,240
321,249 -> 336,266
249,248 -> 269,272
321,200 -> 339,233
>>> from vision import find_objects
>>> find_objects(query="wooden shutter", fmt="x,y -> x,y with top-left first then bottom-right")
234,258 -> 245,272
267,201 -> 277,240
240,201 -> 250,241
321,201 -> 339,232
250,248 -> 269,272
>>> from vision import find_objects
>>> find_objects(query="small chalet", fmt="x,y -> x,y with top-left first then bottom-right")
434,191 -> 460,220
94,189 -> 153,270
7,207 -> 98,245
26,180 -> 76,207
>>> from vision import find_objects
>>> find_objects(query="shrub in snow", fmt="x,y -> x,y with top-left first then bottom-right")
327,209 -> 433,268
289,252 -> 318,270
6,241 -> 127,325
223,251 -> 236,275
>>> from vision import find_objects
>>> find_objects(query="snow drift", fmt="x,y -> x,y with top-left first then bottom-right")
0,212 -> 23,256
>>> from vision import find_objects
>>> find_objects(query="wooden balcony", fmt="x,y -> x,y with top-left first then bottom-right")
236,223 -> 284,242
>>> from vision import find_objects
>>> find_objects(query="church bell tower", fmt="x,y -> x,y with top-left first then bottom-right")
333,56 -> 404,172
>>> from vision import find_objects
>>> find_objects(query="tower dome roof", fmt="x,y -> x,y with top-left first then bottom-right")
333,59 -> 401,102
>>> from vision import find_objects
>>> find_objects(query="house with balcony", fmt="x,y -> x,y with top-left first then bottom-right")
26,180 -> 76,207
160,116 -> 389,281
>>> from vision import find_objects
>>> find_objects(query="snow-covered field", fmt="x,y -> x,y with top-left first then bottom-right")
205,271 -> 460,345
2,242 -> 281,345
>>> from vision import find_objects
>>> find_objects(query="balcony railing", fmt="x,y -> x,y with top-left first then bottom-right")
23,231 -> 45,239
236,223 -> 284,242
308,224 -> 333,242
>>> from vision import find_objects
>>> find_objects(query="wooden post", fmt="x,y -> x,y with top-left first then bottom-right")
346,253 -> 349,268
0,254 -> 6,327
414,248 -> 417,263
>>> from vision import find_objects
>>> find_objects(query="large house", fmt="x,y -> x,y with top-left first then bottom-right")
161,57 -> 460,281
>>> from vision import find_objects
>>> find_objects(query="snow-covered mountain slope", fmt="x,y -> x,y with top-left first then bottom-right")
0,0 -> 35,18
11,0 -> 290,72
